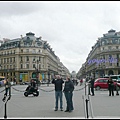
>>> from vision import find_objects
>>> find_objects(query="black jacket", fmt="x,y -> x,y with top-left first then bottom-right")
63,80 -> 74,92
52,78 -> 64,91
31,81 -> 36,87
90,79 -> 95,88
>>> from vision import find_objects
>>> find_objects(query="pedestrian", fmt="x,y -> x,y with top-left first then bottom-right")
63,77 -> 74,112
52,75 -> 64,111
30,79 -> 36,92
107,77 -> 114,96
80,79 -> 83,86
89,77 -> 95,96
2,78 -> 11,102
47,79 -> 50,86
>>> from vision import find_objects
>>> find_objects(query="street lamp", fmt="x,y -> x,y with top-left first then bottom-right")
47,66 -> 50,86
35,59 -> 39,87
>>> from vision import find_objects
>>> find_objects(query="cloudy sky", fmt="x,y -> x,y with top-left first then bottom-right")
0,1 -> 120,73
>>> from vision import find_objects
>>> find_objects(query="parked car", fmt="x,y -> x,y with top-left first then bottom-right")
94,78 -> 120,90
104,75 -> 120,83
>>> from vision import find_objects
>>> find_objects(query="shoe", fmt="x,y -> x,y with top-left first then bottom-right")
60,109 -> 63,111
69,110 -> 72,112
54,109 -> 58,111
64,110 -> 69,112
2,97 -> 6,102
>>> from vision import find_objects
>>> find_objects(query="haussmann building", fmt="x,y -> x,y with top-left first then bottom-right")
0,32 -> 70,83
77,29 -> 120,79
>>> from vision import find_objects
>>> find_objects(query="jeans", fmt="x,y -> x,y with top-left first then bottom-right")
64,92 -> 74,111
55,91 -> 63,109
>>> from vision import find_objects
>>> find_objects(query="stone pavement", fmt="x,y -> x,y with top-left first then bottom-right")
0,83 -> 120,119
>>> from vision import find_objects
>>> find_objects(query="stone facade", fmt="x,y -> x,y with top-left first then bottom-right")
77,29 -> 120,79
0,32 -> 70,83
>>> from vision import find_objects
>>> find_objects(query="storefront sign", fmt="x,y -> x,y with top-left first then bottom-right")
87,57 -> 118,65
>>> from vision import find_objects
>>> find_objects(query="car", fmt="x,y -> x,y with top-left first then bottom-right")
104,75 -> 120,83
94,78 -> 120,90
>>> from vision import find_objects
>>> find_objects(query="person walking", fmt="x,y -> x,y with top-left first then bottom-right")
63,77 -> 74,112
107,77 -> 114,96
52,75 -> 64,111
80,79 -> 83,86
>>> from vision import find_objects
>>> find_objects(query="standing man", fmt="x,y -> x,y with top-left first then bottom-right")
2,78 -> 11,102
89,77 -> 95,96
107,77 -> 114,96
52,75 -> 64,111
63,77 -> 74,112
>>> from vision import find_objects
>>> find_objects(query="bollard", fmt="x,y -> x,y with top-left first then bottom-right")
85,98 -> 89,118
4,101 -> 7,119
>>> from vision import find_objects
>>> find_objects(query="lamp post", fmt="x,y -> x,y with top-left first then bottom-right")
35,59 -> 39,87
47,66 -> 50,86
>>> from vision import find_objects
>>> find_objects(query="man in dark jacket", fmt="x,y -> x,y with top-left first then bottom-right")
107,77 -> 114,96
63,77 -> 74,112
52,75 -> 64,111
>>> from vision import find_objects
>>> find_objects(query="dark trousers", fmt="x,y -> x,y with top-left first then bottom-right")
64,92 -> 74,111
108,85 -> 114,96
4,88 -> 9,96
91,87 -> 94,95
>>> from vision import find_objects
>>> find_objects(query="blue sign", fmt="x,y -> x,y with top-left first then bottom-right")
87,57 -> 118,65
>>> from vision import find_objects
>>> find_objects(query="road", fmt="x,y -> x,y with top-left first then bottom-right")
0,83 -> 120,119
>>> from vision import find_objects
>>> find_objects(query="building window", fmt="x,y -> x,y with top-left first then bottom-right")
14,50 -> 15,54
39,64 -> 41,69
10,65 -> 12,69
4,58 -> 6,64
10,58 -> 12,63
108,46 -> 111,50
33,56 -> 36,61
1,58 -> 3,64
116,46 -> 119,49
39,57 -> 41,61
21,49 -> 23,53
26,49 -> 29,52
13,57 -> 15,62
26,56 -> 29,61
33,64 -> 36,68
7,58 -> 9,63
20,57 -> 22,62
21,64 -> 23,69
26,64 -> 29,69
33,49 -> 36,53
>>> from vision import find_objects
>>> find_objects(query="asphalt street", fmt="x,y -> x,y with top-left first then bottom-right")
0,83 -> 120,119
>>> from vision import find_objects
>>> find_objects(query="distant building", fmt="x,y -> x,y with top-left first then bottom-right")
71,71 -> 77,79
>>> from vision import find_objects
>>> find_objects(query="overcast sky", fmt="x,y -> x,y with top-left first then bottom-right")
0,1 -> 120,73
